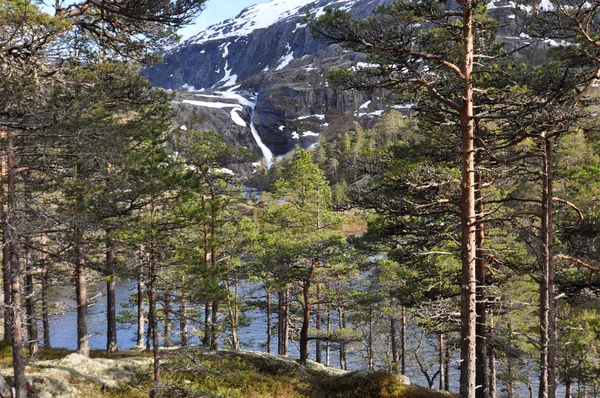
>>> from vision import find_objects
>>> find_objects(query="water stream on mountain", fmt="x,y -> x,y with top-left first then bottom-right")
248,99 -> 274,168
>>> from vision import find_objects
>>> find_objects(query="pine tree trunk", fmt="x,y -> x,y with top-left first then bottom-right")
164,294 -> 172,347
136,275 -> 145,349
439,333 -> 445,391
225,278 -> 239,350
203,301 -> 211,347
25,243 -> 38,356
339,306 -> 347,370
283,289 -> 289,356
369,304 -> 375,370
74,226 -> 89,357
315,284 -> 322,364
106,230 -> 118,352
475,167 -> 487,398
7,128 -> 26,398
326,307 -> 331,367
148,188 -> 160,397
401,305 -> 406,375
391,315 -> 399,374
299,264 -> 315,364
148,275 -> 159,397
41,234 -> 51,348
233,279 -> 240,349
368,304 -> 374,370
180,297 -> 188,347
211,300 -> 218,350
278,291 -> 283,355
266,289 -> 271,354
458,3 -> 478,397
278,289 -> 289,356
539,135 -> 556,398
489,312 -> 497,398
1,128 -> 11,343
445,333 -> 451,391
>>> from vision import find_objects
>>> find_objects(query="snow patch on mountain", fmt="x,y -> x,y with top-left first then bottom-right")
183,0 -> 355,46
357,110 -> 384,117
276,43 -> 294,70
298,114 -> 326,120
231,109 -> 247,127
218,61 -> 238,86
221,42 -> 231,58
302,131 -> 319,137
182,100 -> 241,109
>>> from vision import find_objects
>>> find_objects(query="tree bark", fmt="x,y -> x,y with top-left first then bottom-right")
445,333 -> 451,391
458,3 -> 478,398
148,270 -> 159,397
41,234 -> 51,348
136,274 -> 145,349
278,289 -> 289,356
163,294 -> 172,347
266,289 -> 271,354
489,311 -> 496,398
339,305 -> 347,370
106,230 -> 118,352
202,301 -> 210,347
210,299 -> 218,350
475,167 -> 487,398
401,305 -> 406,375
7,128 -> 26,397
368,304 -> 374,370
1,127 -> 11,343
148,172 -> 160,398
299,263 -> 316,364
326,307 -> 331,367
148,232 -> 160,397
391,315 -> 399,374
277,292 -> 284,355
180,297 -> 188,347
74,226 -> 89,357
539,135 -> 556,398
315,283 -> 322,364
25,243 -> 38,356
439,333 -> 445,391
224,278 -> 239,349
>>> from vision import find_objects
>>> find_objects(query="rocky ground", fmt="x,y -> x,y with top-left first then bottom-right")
0,344 -> 455,397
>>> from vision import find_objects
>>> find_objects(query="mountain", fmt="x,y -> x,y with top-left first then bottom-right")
145,0 -> 399,170
145,0 -> 540,171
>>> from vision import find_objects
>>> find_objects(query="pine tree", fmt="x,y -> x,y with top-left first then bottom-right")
260,150 -> 344,364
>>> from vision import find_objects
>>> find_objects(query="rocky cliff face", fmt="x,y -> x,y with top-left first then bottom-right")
146,0 -> 536,170
146,0 -> 391,91
146,0 -> 399,169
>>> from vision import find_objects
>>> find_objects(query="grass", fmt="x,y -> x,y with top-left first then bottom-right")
341,208 -> 371,236
0,343 -> 455,398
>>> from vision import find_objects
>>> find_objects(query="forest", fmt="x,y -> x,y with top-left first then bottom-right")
1,0 -> 600,398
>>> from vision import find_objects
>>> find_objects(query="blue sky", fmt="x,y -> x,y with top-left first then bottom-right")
41,0 -> 269,40
178,0 -> 270,39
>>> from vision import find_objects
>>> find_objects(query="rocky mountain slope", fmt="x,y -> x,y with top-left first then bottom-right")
145,0 -> 539,170
145,0 -> 400,168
